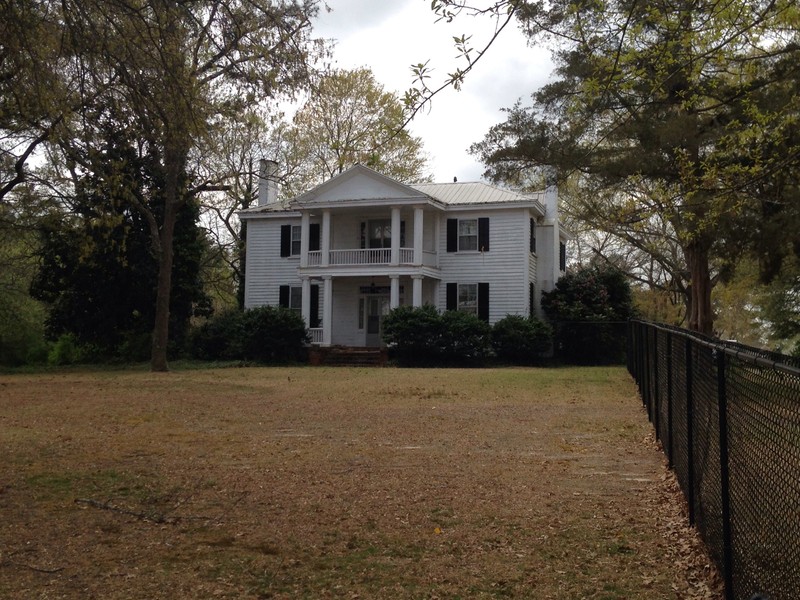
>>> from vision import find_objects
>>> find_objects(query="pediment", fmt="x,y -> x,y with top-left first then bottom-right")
291,164 -> 428,206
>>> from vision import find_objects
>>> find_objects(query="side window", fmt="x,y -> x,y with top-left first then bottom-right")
458,283 -> 478,315
458,219 -> 478,251
290,225 -> 301,256
279,285 -> 302,313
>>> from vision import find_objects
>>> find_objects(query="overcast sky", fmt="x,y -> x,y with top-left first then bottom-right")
310,0 -> 553,183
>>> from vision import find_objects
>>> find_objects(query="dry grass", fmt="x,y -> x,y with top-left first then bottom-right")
0,366 -> 721,599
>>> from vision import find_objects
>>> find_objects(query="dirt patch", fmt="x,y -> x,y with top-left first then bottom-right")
0,366 -> 721,598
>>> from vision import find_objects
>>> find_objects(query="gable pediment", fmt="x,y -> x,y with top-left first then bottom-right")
291,165 -> 428,207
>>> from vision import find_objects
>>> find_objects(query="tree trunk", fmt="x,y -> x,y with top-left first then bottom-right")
150,201 -> 177,372
150,136 -> 186,372
685,240 -> 714,335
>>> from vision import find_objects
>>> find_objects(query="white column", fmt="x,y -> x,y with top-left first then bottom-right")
412,275 -> 423,307
321,209 -> 331,267
322,276 -> 333,346
391,206 -> 401,265
390,275 -> 400,309
300,211 -> 310,268
301,277 -> 311,327
413,207 -> 424,265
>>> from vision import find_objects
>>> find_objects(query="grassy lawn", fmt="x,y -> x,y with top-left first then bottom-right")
0,366 -> 720,599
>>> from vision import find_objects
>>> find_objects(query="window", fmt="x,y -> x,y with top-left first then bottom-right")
458,219 -> 478,251
290,225 -> 301,256
360,220 -> 405,249
446,218 -> 489,252
279,285 -> 302,312
446,282 -> 490,321
458,283 -> 478,315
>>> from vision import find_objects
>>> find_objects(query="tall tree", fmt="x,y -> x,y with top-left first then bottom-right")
11,0 -> 323,370
280,68 -> 431,197
462,0 -> 800,334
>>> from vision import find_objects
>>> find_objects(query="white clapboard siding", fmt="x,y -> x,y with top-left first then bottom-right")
244,218 -> 302,308
436,208 -> 530,323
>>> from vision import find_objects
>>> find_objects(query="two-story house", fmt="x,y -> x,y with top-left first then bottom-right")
239,162 -> 567,348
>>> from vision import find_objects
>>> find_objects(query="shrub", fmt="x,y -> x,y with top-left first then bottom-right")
542,266 -> 636,364
438,310 -> 492,366
239,306 -> 309,363
47,333 -> 85,365
492,315 -> 553,364
382,305 -> 443,366
189,308 -> 245,361
383,305 -> 492,367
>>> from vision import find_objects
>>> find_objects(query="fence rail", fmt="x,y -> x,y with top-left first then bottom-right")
627,320 -> 800,600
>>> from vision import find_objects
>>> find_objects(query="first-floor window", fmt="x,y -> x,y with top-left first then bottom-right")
279,285 -> 302,313
458,283 -> 478,315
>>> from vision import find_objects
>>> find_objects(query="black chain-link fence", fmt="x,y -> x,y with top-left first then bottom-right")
628,320 -> 800,600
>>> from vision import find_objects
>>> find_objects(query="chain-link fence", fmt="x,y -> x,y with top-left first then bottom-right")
628,320 -> 800,600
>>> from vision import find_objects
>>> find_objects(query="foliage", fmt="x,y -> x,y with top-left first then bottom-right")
491,315 -> 552,365
382,305 -> 497,367
47,334 -> 88,366
29,124 -> 212,358
542,266 -> 636,364
467,0 -> 800,334
3,0 -> 324,371
189,306 -> 308,364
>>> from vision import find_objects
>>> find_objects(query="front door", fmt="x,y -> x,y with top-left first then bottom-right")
365,295 -> 390,347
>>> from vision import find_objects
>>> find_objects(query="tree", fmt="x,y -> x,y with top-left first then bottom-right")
30,123 -> 212,358
542,265 -> 636,364
464,0 -> 800,334
9,0 -> 324,370
280,68 -> 431,198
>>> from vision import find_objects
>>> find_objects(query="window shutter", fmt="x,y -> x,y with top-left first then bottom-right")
529,282 -> 534,317
280,225 -> 291,257
446,219 -> 458,252
530,219 -> 536,253
310,284 -> 320,327
478,218 -> 490,252
478,282 -> 490,322
559,242 -> 566,271
309,223 -> 320,252
279,285 -> 290,308
400,221 -> 406,247
360,222 -> 366,249
446,283 -> 457,310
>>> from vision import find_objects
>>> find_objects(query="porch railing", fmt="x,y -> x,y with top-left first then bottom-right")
308,328 -> 322,344
306,248 -> 425,267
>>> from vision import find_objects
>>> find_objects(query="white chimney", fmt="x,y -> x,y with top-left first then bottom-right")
258,159 -> 279,206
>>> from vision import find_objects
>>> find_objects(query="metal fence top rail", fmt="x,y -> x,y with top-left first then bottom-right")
631,319 -> 800,379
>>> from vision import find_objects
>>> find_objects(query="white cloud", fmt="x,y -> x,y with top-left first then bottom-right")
311,0 -> 553,183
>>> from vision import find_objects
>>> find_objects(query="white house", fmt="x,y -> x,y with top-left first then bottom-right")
239,162 -> 568,347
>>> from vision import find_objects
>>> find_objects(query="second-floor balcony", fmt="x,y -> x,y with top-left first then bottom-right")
306,248 -> 437,268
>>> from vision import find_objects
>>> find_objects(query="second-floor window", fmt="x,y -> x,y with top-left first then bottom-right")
290,225 -> 302,256
446,218 -> 489,253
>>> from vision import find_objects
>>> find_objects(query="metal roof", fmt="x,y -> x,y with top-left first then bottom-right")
410,181 -> 546,208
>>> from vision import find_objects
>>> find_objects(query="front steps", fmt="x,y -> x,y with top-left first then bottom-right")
309,346 -> 388,367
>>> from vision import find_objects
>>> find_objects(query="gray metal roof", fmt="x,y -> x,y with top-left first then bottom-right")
410,181 -> 546,208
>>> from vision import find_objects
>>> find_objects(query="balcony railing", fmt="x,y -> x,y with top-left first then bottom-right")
306,248 -> 432,267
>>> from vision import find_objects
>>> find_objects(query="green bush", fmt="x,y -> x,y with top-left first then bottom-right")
47,333 -> 85,366
189,306 -> 308,364
542,266 -> 636,364
382,305 -> 492,367
239,306 -> 308,363
492,315 -> 553,364
189,308 -> 244,361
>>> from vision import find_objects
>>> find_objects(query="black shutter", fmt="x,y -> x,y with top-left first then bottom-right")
478,282 -> 490,322
478,218 -> 490,252
310,284 -> 320,327
446,219 -> 458,252
280,225 -> 291,257
529,282 -> 534,317
279,285 -> 290,308
309,223 -> 320,252
400,221 -> 406,247
530,219 -> 536,253
446,283 -> 457,311
559,241 -> 566,271
360,222 -> 366,249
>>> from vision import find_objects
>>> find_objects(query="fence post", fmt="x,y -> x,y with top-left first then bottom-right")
666,332 -> 673,467
716,349 -> 734,600
653,327 -> 660,440
685,337 -> 695,526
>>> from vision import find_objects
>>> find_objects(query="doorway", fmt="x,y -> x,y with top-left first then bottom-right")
364,295 -> 390,347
